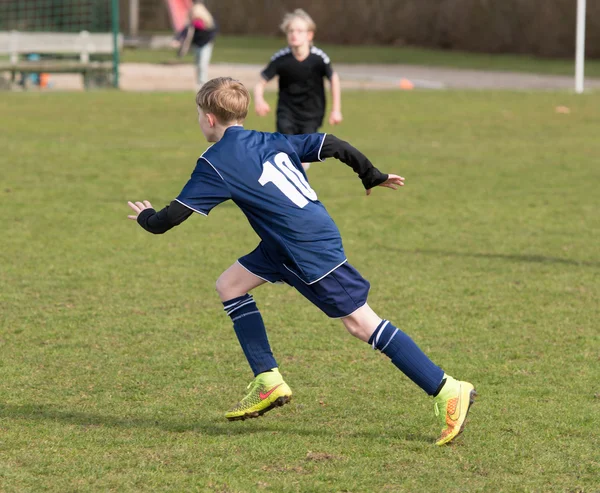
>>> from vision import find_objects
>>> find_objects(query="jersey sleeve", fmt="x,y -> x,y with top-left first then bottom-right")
175,158 -> 231,215
323,58 -> 333,80
284,133 -> 327,163
261,57 -> 279,81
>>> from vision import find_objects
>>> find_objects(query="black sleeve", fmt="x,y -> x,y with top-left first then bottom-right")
136,200 -> 193,235
261,57 -> 279,81
323,58 -> 333,80
320,134 -> 389,190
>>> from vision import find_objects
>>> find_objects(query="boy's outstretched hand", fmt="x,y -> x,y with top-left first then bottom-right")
127,200 -> 153,220
366,174 -> 405,196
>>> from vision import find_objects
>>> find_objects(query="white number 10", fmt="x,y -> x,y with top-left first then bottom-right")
258,152 -> 317,208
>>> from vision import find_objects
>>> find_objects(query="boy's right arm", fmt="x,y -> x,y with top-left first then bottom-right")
127,200 -> 192,234
128,159 -> 231,232
254,78 -> 270,116
256,55 -> 280,116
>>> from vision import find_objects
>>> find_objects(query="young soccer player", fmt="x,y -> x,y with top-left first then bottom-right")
254,9 -> 341,170
172,1 -> 218,88
127,77 -> 476,445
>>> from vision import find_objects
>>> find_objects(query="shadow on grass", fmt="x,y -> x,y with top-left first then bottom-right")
0,403 -> 432,443
392,248 -> 599,268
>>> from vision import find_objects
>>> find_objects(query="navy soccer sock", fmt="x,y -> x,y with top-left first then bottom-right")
223,294 -> 277,377
368,320 -> 445,395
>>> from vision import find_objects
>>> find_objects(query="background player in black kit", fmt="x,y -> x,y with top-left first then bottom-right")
254,9 -> 342,170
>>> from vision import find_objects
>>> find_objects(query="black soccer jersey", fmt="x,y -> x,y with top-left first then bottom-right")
261,46 -> 333,127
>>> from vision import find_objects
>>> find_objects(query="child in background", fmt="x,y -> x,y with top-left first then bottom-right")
173,1 -> 217,88
254,9 -> 342,170
127,77 -> 476,446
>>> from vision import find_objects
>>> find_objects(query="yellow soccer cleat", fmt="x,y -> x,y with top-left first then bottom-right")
433,376 -> 476,446
225,368 -> 292,421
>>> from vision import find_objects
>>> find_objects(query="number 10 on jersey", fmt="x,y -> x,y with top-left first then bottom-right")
259,152 -> 317,208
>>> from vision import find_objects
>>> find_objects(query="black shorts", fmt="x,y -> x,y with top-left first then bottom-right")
276,115 -> 321,135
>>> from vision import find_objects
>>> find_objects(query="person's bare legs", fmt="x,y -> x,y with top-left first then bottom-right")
340,303 -> 381,341
216,261 -> 265,301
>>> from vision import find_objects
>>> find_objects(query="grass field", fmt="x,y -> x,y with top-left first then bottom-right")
1,90 -> 599,492
122,34 -> 600,78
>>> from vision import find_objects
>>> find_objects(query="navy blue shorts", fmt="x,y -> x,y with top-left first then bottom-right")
238,243 -> 370,318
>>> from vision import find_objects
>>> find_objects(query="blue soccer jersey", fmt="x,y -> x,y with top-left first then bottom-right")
175,126 -> 346,284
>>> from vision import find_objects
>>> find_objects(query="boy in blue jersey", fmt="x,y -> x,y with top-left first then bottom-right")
127,77 -> 476,445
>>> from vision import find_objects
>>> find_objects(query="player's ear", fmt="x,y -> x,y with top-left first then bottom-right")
307,30 -> 314,42
207,113 -> 216,127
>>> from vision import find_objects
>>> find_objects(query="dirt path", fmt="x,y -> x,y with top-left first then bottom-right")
337,64 -> 600,90
37,62 -> 600,91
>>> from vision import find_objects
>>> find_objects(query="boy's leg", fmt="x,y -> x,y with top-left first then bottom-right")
275,115 -> 297,135
341,303 -> 476,445
282,261 -> 475,444
218,249 -> 292,420
194,47 -> 202,88
198,42 -> 213,85
341,303 -> 445,394
216,261 -> 277,376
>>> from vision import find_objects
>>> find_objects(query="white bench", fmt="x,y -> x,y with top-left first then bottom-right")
0,31 -> 123,89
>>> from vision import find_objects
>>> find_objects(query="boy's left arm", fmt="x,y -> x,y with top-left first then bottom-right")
127,200 -> 193,234
320,134 -> 404,195
175,25 -> 195,57
328,72 -> 343,125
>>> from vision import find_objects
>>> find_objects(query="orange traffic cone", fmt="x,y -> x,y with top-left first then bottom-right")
399,78 -> 414,90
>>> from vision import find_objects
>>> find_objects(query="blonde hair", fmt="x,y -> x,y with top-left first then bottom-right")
196,77 -> 250,124
191,2 -> 215,29
280,8 -> 316,33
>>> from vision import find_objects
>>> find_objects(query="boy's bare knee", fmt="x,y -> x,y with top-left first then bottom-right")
341,317 -> 371,342
341,304 -> 382,343
215,275 -> 232,300
343,320 -> 363,338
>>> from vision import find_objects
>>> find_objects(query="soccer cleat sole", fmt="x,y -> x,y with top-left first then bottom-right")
436,388 -> 477,446
458,389 -> 477,434
226,395 -> 292,421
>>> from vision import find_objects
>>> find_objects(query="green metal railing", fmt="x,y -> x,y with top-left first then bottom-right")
0,0 -> 121,88
111,0 -> 119,88
0,0 -> 113,33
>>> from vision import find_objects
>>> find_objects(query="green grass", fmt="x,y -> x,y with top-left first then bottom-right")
1,90 -> 599,492
122,34 -> 600,77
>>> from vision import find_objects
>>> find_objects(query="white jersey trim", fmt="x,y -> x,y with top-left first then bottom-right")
283,258 -> 348,285
270,47 -> 291,61
236,260 -> 278,284
236,260 -> 275,284
317,133 -> 327,162
199,155 -> 225,181
329,299 -> 369,320
310,46 -> 330,65
174,198 -> 208,216
374,320 -> 390,347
